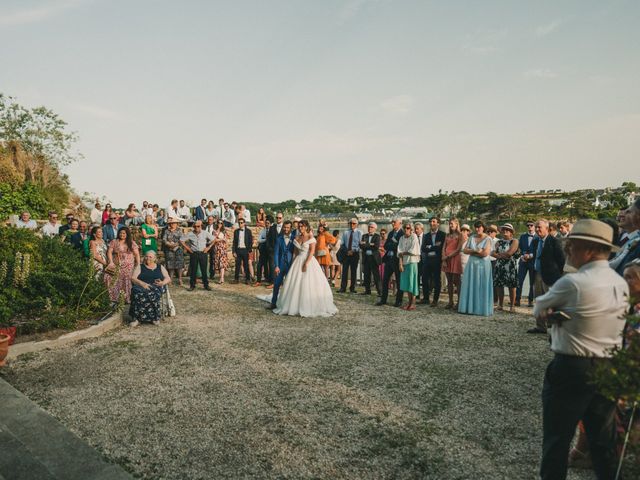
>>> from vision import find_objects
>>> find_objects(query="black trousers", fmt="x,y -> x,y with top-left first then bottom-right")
362,256 -> 381,294
189,251 -> 209,288
235,248 -> 250,282
422,259 -> 442,303
381,256 -> 402,305
541,354 -> 618,480
257,249 -> 271,283
340,253 -> 359,291
517,260 -> 535,303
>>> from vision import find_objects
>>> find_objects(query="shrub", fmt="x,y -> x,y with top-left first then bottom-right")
0,227 -> 112,334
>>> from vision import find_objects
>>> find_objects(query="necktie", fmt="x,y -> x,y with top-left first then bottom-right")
348,231 -> 353,250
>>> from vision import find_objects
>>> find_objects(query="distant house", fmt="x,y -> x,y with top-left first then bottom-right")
397,206 -> 430,218
547,198 -> 569,207
355,212 -> 373,222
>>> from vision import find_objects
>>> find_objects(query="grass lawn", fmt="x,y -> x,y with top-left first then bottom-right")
1,285 -> 596,479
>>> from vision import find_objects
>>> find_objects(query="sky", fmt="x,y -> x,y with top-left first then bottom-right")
1,0 -> 639,206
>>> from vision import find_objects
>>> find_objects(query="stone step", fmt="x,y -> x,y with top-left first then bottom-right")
0,378 -> 131,480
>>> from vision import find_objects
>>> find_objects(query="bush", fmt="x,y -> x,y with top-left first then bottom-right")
0,227 -> 112,334
0,182 -> 52,220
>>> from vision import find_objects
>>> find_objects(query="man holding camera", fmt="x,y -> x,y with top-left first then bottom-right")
533,219 -> 628,480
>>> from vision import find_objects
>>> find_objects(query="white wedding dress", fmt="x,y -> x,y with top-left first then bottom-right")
274,237 -> 338,317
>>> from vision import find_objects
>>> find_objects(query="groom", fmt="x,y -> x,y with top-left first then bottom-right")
267,221 -> 295,310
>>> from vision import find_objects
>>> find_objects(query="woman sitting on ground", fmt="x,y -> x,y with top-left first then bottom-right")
129,250 -> 172,327
124,203 -> 141,226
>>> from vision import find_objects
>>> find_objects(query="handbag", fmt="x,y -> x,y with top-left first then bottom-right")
316,249 -> 327,257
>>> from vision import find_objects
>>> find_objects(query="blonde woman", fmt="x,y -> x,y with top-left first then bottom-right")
442,218 -> 464,309
397,223 -> 420,310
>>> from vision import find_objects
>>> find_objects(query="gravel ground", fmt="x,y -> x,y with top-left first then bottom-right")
1,285 -> 596,480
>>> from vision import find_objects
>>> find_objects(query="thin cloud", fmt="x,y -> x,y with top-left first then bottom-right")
73,103 -> 124,121
524,68 -> 558,79
535,19 -> 563,37
0,0 -> 88,27
380,95 -> 414,114
461,28 -> 508,55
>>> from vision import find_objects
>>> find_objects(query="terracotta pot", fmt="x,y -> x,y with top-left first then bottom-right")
0,333 -> 10,367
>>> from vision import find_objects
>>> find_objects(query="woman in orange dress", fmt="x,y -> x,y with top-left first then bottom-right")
315,224 -> 336,280
441,218 -> 464,309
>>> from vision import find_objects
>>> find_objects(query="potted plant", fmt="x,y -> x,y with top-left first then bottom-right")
0,332 -> 10,366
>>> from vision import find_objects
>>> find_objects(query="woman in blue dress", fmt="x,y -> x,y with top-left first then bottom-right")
458,221 -> 494,316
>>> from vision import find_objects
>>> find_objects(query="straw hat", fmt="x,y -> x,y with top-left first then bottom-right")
460,224 -> 471,231
565,219 -> 620,252
167,217 -> 180,224
500,223 -> 515,232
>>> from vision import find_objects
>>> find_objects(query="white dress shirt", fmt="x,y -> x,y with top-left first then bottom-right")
533,260 -> 628,357
238,229 -> 246,249
41,222 -> 60,237
90,208 -> 102,225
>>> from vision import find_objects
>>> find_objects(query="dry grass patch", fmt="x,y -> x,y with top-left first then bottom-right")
1,284 -> 595,479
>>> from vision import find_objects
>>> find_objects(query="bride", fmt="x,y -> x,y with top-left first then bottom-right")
274,219 -> 338,317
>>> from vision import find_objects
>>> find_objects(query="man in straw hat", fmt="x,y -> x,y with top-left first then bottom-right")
533,219 -> 628,480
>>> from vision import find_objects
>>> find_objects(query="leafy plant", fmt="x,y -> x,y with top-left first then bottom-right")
0,227 -> 111,334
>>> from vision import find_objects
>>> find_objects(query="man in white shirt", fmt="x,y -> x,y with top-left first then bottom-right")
90,202 -> 102,225
16,211 -> 38,230
41,211 -> 61,237
533,219 -> 628,480
222,203 -> 235,228
177,200 -> 192,225
239,204 -> 251,223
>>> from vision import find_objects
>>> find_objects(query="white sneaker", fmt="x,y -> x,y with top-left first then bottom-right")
129,320 -> 139,327
152,320 -> 160,326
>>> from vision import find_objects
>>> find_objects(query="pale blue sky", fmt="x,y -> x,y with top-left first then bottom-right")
1,0 -> 638,206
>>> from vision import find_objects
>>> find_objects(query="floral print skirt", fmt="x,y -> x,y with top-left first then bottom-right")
129,285 -> 164,322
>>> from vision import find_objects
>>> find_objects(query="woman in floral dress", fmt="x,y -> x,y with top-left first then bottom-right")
213,221 -> 230,283
106,226 -> 140,303
493,224 -> 520,312
89,226 -> 108,280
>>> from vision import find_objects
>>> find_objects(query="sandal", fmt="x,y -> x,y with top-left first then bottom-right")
407,305 -> 416,311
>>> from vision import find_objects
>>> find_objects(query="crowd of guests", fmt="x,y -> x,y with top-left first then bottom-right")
10,196 -> 640,477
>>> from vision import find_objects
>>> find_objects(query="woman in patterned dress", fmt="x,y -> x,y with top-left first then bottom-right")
105,226 -> 140,303
162,217 -> 185,286
129,250 -> 172,326
213,220 -> 230,284
89,226 -> 108,280
493,224 -> 520,312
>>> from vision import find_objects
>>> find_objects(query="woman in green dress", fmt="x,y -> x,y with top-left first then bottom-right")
140,215 -> 159,255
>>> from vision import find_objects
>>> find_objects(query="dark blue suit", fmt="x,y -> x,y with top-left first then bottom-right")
194,205 -> 207,222
517,232 -> 537,304
102,224 -> 119,243
271,233 -> 295,306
